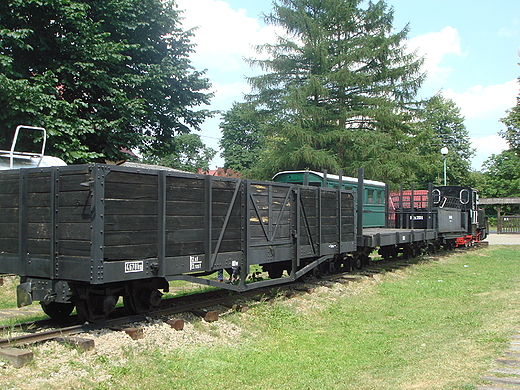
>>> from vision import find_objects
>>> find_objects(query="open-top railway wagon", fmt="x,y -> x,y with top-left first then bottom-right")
0,164 -> 358,321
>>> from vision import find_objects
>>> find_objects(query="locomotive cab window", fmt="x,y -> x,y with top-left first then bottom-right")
460,189 -> 470,204
432,189 -> 441,205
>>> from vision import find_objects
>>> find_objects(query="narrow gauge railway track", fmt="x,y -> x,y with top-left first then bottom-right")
0,282 -> 293,348
0,287 -> 235,335
0,247 -> 477,349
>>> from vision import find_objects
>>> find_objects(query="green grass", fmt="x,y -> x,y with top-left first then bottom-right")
118,247 -> 520,389
0,275 -> 19,309
1,246 -> 520,389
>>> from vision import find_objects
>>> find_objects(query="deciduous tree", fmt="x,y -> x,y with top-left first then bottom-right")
0,0 -> 213,163
145,133 -> 216,173
482,150 -> 520,198
413,94 -> 474,187
500,78 -> 520,153
219,102 -> 267,172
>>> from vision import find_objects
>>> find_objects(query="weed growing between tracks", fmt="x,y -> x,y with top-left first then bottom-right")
0,246 -> 519,389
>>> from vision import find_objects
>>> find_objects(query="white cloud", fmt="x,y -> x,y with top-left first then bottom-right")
442,79 -> 519,120
408,26 -> 463,83
209,81 -> 251,108
498,27 -> 518,38
176,0 -> 278,72
173,0 -> 279,159
471,134 -> 509,169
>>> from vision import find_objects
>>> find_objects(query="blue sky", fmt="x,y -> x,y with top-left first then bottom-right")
176,0 -> 520,171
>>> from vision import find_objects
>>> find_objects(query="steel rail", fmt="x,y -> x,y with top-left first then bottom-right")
0,283 -> 287,348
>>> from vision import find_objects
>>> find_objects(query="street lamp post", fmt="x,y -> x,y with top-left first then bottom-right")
441,147 -> 448,186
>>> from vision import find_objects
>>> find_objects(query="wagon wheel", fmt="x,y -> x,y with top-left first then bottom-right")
40,302 -> 75,321
267,267 -> 283,279
402,245 -> 413,259
124,287 -> 163,315
361,253 -> 371,268
343,256 -> 355,271
412,244 -> 422,258
75,295 -> 118,323
75,297 -> 96,323
264,263 -> 284,279
328,259 -> 337,274
379,246 -> 394,261
318,261 -> 330,276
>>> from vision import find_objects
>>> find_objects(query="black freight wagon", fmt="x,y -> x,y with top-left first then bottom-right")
0,164 -> 355,321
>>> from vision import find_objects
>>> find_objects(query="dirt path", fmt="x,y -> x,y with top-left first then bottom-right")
485,234 -> 519,245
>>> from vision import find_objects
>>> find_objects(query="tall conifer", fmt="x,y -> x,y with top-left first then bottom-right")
247,0 -> 424,182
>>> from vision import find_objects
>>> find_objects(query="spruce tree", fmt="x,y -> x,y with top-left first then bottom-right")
246,0 -> 424,183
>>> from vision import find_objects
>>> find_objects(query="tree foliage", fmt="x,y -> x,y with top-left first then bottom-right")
144,133 -> 216,173
413,94 -> 474,187
0,0 -> 213,163
480,79 -> 520,201
482,150 -> 520,198
500,79 -> 520,152
219,102 -> 267,172
244,0 -> 424,183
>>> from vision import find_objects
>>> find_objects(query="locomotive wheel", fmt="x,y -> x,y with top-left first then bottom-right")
124,288 -> 163,315
40,301 -> 75,321
443,240 -> 454,251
